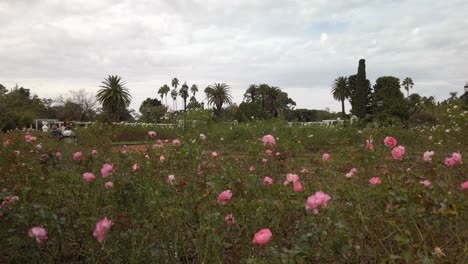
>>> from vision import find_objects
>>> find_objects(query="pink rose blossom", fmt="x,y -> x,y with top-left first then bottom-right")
211,152 -> 218,157
262,135 -> 276,147
93,217 -> 112,243
105,182 -> 114,189
29,227 -> 48,243
444,157 -> 456,167
100,164 -> 114,177
391,146 -> 405,160
350,168 -> 357,173
285,173 -> 299,185
167,175 -> 175,184
91,149 -> 98,155
322,153 -> 330,162
265,149 -> 273,156
385,204 -> 392,212
263,177 -> 273,187
384,136 -> 397,148
300,168 -> 308,174
36,144 -> 42,150
293,181 -> 303,192
420,180 -> 431,187
249,166 -> 255,172
460,181 -> 468,190
55,151 -> 62,158
172,139 -> 181,146
252,229 -> 272,245
382,167 -> 388,175
160,155 -> 165,162
83,172 -> 96,182
262,158 -> 267,164
217,190 -> 232,205
132,163 -> 139,172
1,195 -> 19,208
72,151 -> 82,161
148,131 -> 157,137
369,177 -> 381,185
345,172 -> 354,178
224,214 -> 234,226
451,152 -> 462,164
306,191 -> 331,214
423,151 -> 434,162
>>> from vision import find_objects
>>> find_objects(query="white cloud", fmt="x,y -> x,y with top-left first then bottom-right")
1,0 -> 467,114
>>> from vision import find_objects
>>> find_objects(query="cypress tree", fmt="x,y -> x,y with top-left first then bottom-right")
353,59 -> 370,118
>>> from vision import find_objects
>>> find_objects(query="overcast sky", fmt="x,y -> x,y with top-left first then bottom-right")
1,0 -> 467,113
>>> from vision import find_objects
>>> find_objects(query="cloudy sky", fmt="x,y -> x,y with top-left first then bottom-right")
1,0 -> 467,113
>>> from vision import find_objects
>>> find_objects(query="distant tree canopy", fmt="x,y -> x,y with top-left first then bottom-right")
372,76 -> 409,121
286,109 -> 341,122
350,59 -> 372,119
138,98 -> 167,123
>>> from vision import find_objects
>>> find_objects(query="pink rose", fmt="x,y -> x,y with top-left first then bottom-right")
306,191 -> 331,214
391,146 -> 405,160
252,228 -> 272,245
91,149 -> 98,155
293,181 -> 303,192
345,172 -> 354,178
262,158 -> 267,164
461,181 -> 468,190
384,136 -> 397,148
55,151 -> 62,158
132,163 -> 139,172
72,151 -> 82,161
167,175 -> 175,184
224,214 -> 234,226
285,173 -> 299,185
350,168 -> 357,174
369,177 -> 381,185
445,157 -> 456,167
263,177 -> 273,187
423,151 -> 434,162
160,155 -> 165,162
420,180 -> 431,187
322,153 -> 330,162
211,152 -> 218,157
172,139 -> 181,146
249,166 -> 255,172
105,181 -> 114,189
265,149 -> 273,156
83,172 -> 96,182
148,131 -> 157,137
300,168 -> 308,174
93,217 -> 112,243
451,152 -> 462,164
217,190 -> 232,205
101,163 -> 114,177
29,227 -> 48,243
262,135 -> 276,147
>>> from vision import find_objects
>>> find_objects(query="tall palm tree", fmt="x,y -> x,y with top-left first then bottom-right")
190,84 -> 198,97
97,75 -> 132,122
162,84 -> 170,107
171,89 -> 178,111
179,82 -> 189,111
402,77 -> 414,97
204,83 -> 233,112
244,84 -> 257,103
331,76 -> 350,119
171,78 -> 179,90
158,86 -> 165,105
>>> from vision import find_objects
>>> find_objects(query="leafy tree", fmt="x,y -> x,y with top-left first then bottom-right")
372,76 -> 408,121
351,59 -> 372,119
96,75 -> 132,122
187,96 -> 202,110
179,82 -> 189,111
204,83 -> 233,112
138,98 -> 166,122
331,76 -> 350,119
401,77 -> 414,97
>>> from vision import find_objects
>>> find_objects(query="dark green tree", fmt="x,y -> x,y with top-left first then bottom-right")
401,77 -> 414,97
96,75 -> 132,122
351,59 -> 372,119
331,76 -> 350,119
372,76 -> 408,121
179,82 -> 189,111
204,83 -> 233,112
190,84 -> 198,97
138,98 -> 166,122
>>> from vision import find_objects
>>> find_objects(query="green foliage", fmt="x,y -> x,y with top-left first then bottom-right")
97,75 -> 132,122
372,76 -> 409,122
331,76 -> 350,119
351,59 -> 372,119
204,83 -> 233,113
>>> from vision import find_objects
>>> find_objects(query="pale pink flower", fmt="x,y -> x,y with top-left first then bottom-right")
444,157 -> 456,167
366,138 -> 374,150
83,172 -> 96,182
262,135 -> 276,147
26,136 -> 37,143
224,214 -> 234,226
306,191 -> 331,214
432,247 -> 445,257
262,158 -> 267,164
382,167 -> 388,175
199,133 -> 206,140
385,204 -> 392,212
105,181 -> 114,189
145,154 -> 149,159
167,175 -> 175,184
36,144 -> 42,150
100,164 -> 114,178
249,166 -> 255,172
420,180 -> 431,187
391,146 -> 405,160
13,150 -> 20,156
172,139 -> 181,146
211,152 -> 218,157
286,173 -> 299,184
293,181 -> 303,192
132,163 -> 139,172
28,227 -> 48,243
265,149 -> 273,156
423,151 -> 434,162
24,134 -> 31,141
460,181 -> 468,190
345,172 -> 354,178
252,229 -> 272,245
263,177 -> 273,187
148,131 -> 157,137
384,136 -> 397,148
451,152 -> 462,164
55,151 -> 62,158
160,155 -> 165,162
369,177 -> 381,185
1,195 -> 19,208
91,149 -> 98,155
217,190 -> 232,205
93,217 -> 112,243
322,153 -> 330,162
350,168 -> 357,174
72,151 -> 82,161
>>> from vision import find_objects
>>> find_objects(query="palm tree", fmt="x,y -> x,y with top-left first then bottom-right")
162,84 -> 170,106
171,78 -> 179,90
97,75 -> 132,122
190,84 -> 198,97
204,83 -> 233,112
244,84 -> 257,103
158,86 -> 165,105
179,82 -> 189,111
331,76 -> 350,119
402,77 -> 414,97
171,89 -> 178,111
